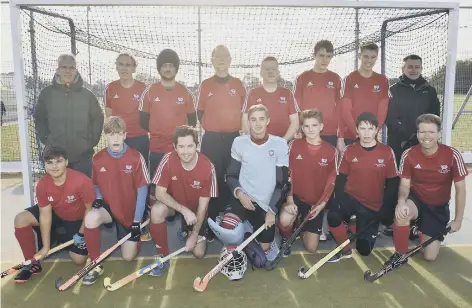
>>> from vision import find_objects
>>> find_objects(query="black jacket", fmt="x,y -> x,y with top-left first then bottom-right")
34,73 -> 104,163
386,75 -> 440,141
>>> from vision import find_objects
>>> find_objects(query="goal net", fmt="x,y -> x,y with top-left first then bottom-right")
14,5 -> 451,195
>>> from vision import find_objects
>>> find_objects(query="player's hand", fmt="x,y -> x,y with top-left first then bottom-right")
395,201 -> 409,221
337,139 -> 346,152
185,233 -> 198,252
294,132 -> 303,139
265,211 -> 276,229
237,190 -> 256,211
131,222 -> 141,239
73,232 -> 86,249
309,203 -> 325,220
284,203 -> 298,216
182,208 -> 197,226
34,246 -> 50,261
448,220 -> 462,233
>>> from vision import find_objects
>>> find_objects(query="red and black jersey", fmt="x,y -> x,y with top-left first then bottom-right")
92,147 -> 151,227
399,144 -> 469,206
139,82 -> 195,152
104,80 -> 148,138
244,86 -> 298,138
36,169 -> 95,221
152,151 -> 218,211
294,70 -> 342,136
339,142 -> 398,211
289,139 -> 337,205
197,76 -> 246,132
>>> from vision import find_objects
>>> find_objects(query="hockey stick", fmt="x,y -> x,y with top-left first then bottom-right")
55,219 -> 150,291
298,219 -> 377,279
103,236 -> 206,291
265,208 -> 321,271
193,224 -> 266,292
1,240 -> 74,279
364,226 -> 451,282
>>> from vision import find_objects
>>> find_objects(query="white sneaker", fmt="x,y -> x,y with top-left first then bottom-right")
265,240 -> 280,262
320,233 -> 328,241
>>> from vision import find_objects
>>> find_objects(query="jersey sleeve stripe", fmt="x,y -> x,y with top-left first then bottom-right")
210,163 -> 218,197
291,89 -> 301,113
139,153 -> 151,184
182,83 -> 197,110
334,149 -> 339,175
288,140 -> 295,153
242,88 -> 251,113
389,147 -> 399,175
452,148 -> 468,177
104,83 -> 110,107
138,85 -> 152,111
340,76 -> 348,97
337,145 -> 349,170
151,152 -> 171,184
398,148 -> 411,174
195,82 -> 203,110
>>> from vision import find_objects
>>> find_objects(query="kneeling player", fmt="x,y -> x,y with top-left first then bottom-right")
279,109 -> 337,255
386,114 -> 468,266
226,104 -> 290,259
83,117 -> 150,285
149,125 -> 217,276
328,112 -> 398,261
13,146 -> 94,283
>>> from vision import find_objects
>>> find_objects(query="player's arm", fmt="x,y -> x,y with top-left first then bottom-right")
450,150 -> 469,232
139,86 -> 151,131
376,77 -> 390,129
428,86 -> 441,117
453,180 -> 466,227
104,84 -> 112,118
133,154 -> 151,225
397,150 -> 412,204
33,89 -> 50,144
192,196 -> 210,237
89,93 -> 105,147
185,90 -> 197,128
282,92 -> 300,141
241,90 -> 251,134
267,142 -> 290,215
317,150 -> 338,207
334,146 -> 349,204
340,76 -> 357,137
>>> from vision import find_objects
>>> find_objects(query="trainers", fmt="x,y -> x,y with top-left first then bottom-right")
280,238 -> 291,257
327,249 -> 353,263
140,228 -> 152,242
82,264 -> 104,286
384,252 -> 408,268
265,241 -> 280,262
14,262 -> 42,284
383,225 -> 393,237
148,255 -> 170,277
320,233 -> 328,241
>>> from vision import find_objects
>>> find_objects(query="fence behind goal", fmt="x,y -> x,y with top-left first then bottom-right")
4,4 -> 463,196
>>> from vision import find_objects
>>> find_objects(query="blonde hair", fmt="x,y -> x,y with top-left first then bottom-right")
300,109 -> 323,125
116,52 -> 137,67
104,116 -> 126,134
247,104 -> 269,119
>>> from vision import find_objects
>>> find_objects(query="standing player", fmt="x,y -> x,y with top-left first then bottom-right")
385,114 -> 468,265
104,53 -> 149,159
139,49 -> 196,179
243,56 -> 299,141
226,104 -> 290,258
338,43 -> 390,151
82,117 -> 150,285
327,112 -> 398,261
13,146 -> 94,283
294,40 -> 342,148
196,45 -> 246,240
278,109 -> 337,255
149,126 -> 217,275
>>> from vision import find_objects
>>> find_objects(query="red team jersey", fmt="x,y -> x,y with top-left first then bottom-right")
197,76 -> 246,132
139,82 -> 195,152
104,80 -> 148,138
294,70 -> 342,136
152,151 -> 218,211
92,147 -> 151,227
289,139 -> 337,205
244,86 -> 298,137
339,142 -> 398,211
340,71 -> 390,139
399,144 -> 469,206
36,169 -> 95,221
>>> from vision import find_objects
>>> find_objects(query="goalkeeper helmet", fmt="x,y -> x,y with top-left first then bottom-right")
219,245 -> 247,281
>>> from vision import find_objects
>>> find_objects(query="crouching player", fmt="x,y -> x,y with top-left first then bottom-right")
328,112 -> 398,261
13,146 -> 94,283
278,109 -> 337,256
149,125 -> 217,276
386,114 -> 468,266
226,104 -> 290,260
82,117 -> 150,285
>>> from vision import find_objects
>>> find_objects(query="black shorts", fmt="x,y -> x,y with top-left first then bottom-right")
227,196 -> 275,244
125,134 -> 150,163
293,195 -> 324,235
321,135 -> 338,147
149,151 -> 166,180
26,205 -> 88,256
102,203 -> 139,242
169,213 -> 208,238
409,192 -> 449,239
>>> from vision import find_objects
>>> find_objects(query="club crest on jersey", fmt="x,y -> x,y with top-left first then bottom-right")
318,158 -> 328,166
373,85 -> 380,92
376,159 -> 385,167
208,92 -> 213,97
123,164 -> 133,174
439,165 -> 450,174
66,195 -> 76,203
229,89 -> 237,96
176,97 -> 184,104
191,180 -> 201,189
327,81 -> 335,89
280,97 -> 287,104
256,98 -> 262,103
269,150 -> 275,157
133,94 -> 140,101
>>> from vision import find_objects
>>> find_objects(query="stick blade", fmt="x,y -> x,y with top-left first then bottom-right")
363,270 -> 377,282
55,277 -> 64,290
103,277 -> 113,290
193,277 -> 207,292
297,266 -> 307,279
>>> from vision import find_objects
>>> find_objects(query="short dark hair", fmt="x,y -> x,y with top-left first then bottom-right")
360,42 -> 379,54
43,145 -> 68,162
173,125 -> 199,147
262,56 -> 278,64
403,54 -> 422,63
416,113 -> 441,131
314,40 -> 334,55
356,112 -> 379,128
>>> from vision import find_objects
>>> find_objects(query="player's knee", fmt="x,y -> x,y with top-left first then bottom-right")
423,249 -> 439,262
356,239 -> 373,256
84,209 -> 104,229
14,211 -> 34,228
121,252 -> 137,262
327,210 -> 343,228
150,202 -> 168,223
303,239 -> 319,254
260,242 -> 271,252
193,247 -> 206,259
70,253 -> 87,265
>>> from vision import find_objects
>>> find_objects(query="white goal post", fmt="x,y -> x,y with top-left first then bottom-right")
9,0 -> 462,207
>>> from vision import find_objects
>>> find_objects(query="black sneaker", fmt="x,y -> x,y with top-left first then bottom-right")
82,265 -> 104,286
383,225 -> 394,237
14,263 -> 42,284
384,252 -> 408,269
280,238 -> 291,257
328,249 -> 353,263
206,229 -> 215,243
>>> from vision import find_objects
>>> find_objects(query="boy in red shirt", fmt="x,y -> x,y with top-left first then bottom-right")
13,146 -> 94,283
